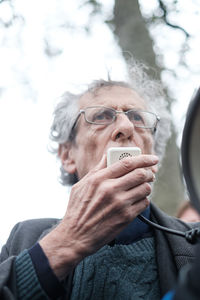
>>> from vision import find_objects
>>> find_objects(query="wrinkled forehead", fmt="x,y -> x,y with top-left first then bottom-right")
78,86 -> 147,110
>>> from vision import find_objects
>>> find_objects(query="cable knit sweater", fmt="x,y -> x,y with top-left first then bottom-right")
1,203 -> 199,299
70,236 -> 160,300
16,237 -> 159,300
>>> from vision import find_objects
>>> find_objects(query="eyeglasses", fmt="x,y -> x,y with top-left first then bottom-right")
72,106 -> 160,131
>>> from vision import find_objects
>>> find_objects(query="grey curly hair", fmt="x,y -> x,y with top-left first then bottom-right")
50,60 -> 171,186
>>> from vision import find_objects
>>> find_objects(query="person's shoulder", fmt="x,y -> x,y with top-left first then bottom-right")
3,218 -> 60,256
15,217 -> 59,231
150,202 -> 200,231
11,217 -> 60,241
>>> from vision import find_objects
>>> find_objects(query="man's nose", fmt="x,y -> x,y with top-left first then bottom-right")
111,113 -> 135,141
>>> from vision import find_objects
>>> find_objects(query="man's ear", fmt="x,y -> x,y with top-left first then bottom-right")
58,143 -> 76,174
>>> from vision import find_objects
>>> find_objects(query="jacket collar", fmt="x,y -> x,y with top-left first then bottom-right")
150,202 -> 198,297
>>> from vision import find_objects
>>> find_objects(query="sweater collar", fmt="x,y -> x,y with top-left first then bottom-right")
115,205 -> 152,245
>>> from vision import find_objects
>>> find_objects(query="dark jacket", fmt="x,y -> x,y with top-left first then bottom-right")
0,203 -> 199,299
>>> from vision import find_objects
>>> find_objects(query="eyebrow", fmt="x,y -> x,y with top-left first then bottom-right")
111,106 -> 146,111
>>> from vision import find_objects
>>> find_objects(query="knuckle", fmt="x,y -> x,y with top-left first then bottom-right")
135,198 -> 150,215
99,179 -> 121,202
87,174 -> 99,187
122,209 -> 133,222
136,168 -> 146,181
143,157 -> 150,165
114,197 -> 124,210
121,157 -> 133,171
70,183 -> 79,194
99,181 -> 113,199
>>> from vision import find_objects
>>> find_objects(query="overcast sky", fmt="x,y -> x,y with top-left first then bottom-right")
0,0 -> 200,248
0,0 -> 128,248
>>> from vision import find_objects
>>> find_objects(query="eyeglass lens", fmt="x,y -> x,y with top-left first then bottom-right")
84,107 -> 156,128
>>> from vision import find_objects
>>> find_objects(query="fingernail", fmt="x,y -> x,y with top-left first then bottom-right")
152,155 -> 159,163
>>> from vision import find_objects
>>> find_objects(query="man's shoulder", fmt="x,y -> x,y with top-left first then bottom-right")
151,202 -> 200,258
151,202 -> 200,230
15,217 -> 60,232
2,218 -> 60,257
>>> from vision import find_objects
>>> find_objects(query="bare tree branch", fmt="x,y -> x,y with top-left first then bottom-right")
81,0 -> 102,15
158,0 -> 190,38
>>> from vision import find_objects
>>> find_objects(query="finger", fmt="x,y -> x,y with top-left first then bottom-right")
106,154 -> 158,179
122,182 -> 152,205
116,197 -> 150,226
151,164 -> 158,174
115,168 -> 155,191
129,197 -> 150,219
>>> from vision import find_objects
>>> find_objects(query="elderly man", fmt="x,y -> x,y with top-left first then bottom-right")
0,62 -> 198,299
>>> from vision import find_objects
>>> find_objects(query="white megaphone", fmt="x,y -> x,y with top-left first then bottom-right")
181,88 -> 200,213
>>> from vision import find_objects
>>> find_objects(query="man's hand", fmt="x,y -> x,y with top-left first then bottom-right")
39,154 -> 158,280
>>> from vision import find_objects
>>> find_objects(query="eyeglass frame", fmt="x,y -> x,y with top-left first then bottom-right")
70,106 -> 160,138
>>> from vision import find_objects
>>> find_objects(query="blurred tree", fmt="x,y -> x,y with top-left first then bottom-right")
89,0 -> 187,214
